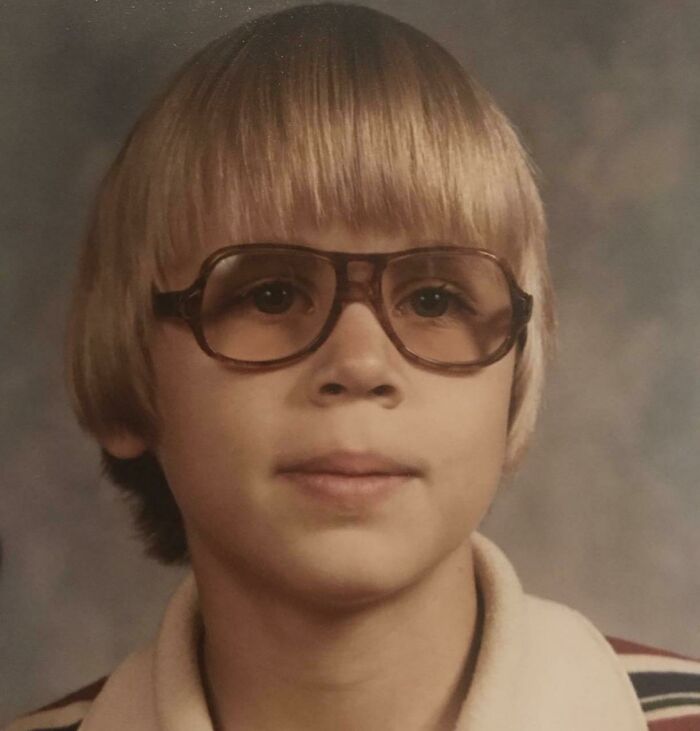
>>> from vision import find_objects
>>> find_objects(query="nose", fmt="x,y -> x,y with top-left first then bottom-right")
306,300 -> 405,408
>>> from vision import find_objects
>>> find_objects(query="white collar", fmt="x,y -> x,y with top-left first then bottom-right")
81,532 -> 646,730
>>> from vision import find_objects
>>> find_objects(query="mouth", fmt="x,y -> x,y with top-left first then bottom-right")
276,450 -> 421,510
277,450 -> 421,477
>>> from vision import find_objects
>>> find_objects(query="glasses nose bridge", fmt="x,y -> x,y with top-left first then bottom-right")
336,256 -> 383,309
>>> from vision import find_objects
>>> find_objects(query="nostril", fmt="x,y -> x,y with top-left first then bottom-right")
372,384 -> 393,397
321,383 -> 344,395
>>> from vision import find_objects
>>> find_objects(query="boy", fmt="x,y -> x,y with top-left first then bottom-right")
7,4 -> 700,730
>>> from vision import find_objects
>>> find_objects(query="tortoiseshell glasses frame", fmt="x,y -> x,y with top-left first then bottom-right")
152,243 -> 533,373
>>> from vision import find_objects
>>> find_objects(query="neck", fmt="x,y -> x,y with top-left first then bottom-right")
191,538 -> 483,731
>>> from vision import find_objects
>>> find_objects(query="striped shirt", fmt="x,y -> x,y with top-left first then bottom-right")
607,636 -> 700,729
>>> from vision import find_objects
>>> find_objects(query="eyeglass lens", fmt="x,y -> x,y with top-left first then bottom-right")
200,249 -> 513,364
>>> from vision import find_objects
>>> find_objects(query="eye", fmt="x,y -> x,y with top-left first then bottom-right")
248,280 -> 298,314
408,286 -> 451,317
399,285 -> 477,318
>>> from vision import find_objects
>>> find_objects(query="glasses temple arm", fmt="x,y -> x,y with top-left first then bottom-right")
153,289 -> 184,318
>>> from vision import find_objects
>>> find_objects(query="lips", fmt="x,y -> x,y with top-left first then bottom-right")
276,450 -> 420,510
276,450 -> 420,477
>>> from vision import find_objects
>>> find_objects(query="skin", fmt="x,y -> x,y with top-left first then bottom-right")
103,222 -> 516,731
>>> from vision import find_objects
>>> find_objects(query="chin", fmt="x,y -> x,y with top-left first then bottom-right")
267,527 -> 453,612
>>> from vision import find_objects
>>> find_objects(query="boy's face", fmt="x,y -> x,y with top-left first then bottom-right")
108,223 -> 516,608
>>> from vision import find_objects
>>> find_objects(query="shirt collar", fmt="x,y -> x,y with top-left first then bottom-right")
82,532 -> 646,730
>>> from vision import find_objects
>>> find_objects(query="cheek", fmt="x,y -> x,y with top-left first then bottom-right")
153,325 -> 275,437
426,358 -> 512,460
419,357 -> 514,520
149,328 -> 277,513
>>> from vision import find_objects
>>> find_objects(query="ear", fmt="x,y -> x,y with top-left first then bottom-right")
99,429 -> 148,460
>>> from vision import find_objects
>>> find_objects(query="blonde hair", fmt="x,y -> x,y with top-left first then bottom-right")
67,2 -> 555,563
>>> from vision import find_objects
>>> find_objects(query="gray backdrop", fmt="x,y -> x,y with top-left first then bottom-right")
1,0 -> 698,721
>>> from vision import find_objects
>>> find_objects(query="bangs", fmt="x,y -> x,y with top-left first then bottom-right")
123,4 -> 541,283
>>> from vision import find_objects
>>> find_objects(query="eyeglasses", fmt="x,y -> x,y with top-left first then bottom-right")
153,243 -> 533,372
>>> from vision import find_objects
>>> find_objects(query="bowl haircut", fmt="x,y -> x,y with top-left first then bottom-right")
66,3 -> 555,564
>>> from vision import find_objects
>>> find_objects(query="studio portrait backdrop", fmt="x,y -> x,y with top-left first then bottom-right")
1,0 -> 699,722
